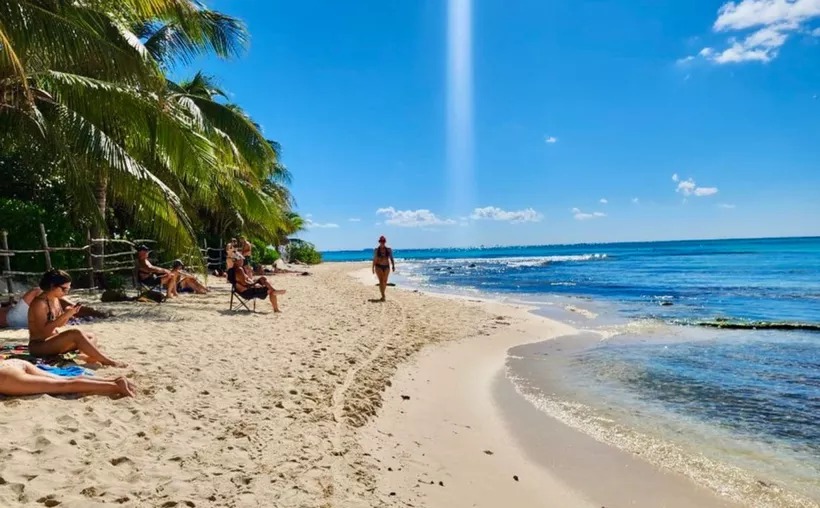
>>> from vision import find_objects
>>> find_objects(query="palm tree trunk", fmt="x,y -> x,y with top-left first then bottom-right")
90,174 -> 108,287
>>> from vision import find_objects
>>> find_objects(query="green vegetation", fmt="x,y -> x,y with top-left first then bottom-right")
251,239 -> 280,265
0,0 -> 307,276
287,240 -> 322,265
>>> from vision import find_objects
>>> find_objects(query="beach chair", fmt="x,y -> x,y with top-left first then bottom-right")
134,265 -> 165,302
226,268 -> 264,312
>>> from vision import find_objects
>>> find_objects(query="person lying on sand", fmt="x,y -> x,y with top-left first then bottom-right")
136,244 -> 179,297
1,288 -> 111,329
28,270 -> 126,367
232,254 -> 285,312
0,359 -> 135,397
170,260 -> 209,294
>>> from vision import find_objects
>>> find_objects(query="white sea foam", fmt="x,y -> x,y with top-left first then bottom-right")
404,253 -> 608,267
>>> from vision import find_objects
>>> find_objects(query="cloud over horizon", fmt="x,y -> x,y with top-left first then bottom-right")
470,206 -> 543,223
673,173 -> 719,197
572,207 -> 607,221
376,207 -> 456,227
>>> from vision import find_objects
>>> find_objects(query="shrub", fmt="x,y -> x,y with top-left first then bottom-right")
251,239 -> 279,265
287,239 -> 322,265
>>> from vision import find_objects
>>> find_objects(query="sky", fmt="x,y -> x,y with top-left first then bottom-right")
200,0 -> 820,251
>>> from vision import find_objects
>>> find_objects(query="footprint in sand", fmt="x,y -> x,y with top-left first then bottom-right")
36,494 -> 60,506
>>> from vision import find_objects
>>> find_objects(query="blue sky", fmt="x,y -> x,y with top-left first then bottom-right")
202,0 -> 820,250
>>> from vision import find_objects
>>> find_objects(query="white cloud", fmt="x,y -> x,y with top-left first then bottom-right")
599,198 -> 608,204
713,0 -> 820,31
376,207 -> 456,228
470,206 -> 543,223
684,0 -> 820,65
632,197 -> 640,204
348,218 -> 361,222
718,203 -> 737,208
571,207 -> 607,221
694,186 -> 719,196
676,178 -> 697,195
545,136 -> 558,144
305,219 -> 339,229
813,27 -> 820,35
674,175 -> 719,197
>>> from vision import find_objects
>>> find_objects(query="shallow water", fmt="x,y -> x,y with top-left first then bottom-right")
328,238 -> 820,504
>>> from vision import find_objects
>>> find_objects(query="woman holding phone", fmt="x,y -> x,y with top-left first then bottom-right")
27,270 -> 125,367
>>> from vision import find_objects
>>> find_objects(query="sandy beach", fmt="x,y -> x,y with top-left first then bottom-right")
0,262 -> 752,507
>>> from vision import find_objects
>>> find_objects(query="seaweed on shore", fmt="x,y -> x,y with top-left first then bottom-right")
693,319 -> 820,332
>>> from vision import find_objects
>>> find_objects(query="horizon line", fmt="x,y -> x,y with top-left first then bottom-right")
320,234 -> 820,254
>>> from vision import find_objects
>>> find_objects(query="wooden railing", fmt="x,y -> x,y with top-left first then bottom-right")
0,226 -> 226,296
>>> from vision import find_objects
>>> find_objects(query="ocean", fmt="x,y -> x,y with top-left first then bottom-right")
325,237 -> 820,506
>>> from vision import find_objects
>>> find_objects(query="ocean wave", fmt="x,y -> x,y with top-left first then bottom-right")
410,253 -> 608,267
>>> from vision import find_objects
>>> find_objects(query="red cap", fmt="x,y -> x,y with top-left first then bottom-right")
378,236 -> 386,243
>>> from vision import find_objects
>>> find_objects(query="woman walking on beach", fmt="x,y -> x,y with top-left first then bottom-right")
372,236 -> 395,301
28,270 -> 126,367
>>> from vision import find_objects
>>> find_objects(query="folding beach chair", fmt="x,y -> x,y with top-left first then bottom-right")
134,265 -> 165,302
226,268 -> 266,312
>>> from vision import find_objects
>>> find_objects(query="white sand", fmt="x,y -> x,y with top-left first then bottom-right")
0,262 -> 750,507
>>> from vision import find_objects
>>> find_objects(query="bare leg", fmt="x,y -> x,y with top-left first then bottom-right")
181,277 -> 208,294
267,290 -> 282,313
0,306 -> 9,328
0,361 -> 134,397
29,329 -> 126,367
376,268 -> 388,301
162,274 -> 178,298
257,277 -> 286,296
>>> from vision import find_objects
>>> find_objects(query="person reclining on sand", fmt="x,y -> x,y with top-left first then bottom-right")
170,260 -> 208,294
136,244 -> 179,298
1,288 -> 111,329
28,270 -> 126,367
231,254 -> 285,312
0,359 -> 135,397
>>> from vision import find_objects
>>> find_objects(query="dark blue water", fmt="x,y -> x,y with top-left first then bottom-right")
328,237 -> 820,500
326,237 -> 820,325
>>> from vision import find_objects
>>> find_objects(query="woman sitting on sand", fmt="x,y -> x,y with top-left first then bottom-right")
170,260 -> 209,294
28,270 -> 126,367
372,235 -> 395,302
232,254 -> 285,312
1,287 -> 111,329
0,359 -> 135,397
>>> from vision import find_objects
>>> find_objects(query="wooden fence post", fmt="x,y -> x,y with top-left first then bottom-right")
39,223 -> 52,271
202,238 -> 209,284
1,230 -> 12,295
86,230 -> 95,289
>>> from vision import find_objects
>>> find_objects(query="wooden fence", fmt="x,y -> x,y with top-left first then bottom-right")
0,225 -> 226,296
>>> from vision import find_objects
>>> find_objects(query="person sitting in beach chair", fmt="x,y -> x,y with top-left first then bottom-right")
0,359 -> 135,397
227,254 -> 285,312
27,270 -> 126,367
170,260 -> 208,294
136,244 -> 179,298
1,287 -> 111,329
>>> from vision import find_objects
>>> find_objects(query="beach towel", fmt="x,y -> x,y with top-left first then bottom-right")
37,364 -> 92,377
0,344 -> 86,376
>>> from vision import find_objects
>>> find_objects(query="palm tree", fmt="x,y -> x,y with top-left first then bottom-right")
0,0 -> 300,273
0,1 -> 248,255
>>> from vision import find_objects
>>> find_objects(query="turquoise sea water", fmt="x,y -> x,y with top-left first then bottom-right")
327,237 -> 820,502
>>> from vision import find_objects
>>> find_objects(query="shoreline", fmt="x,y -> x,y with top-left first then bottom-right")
356,265 -> 814,508
0,261 -> 813,507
